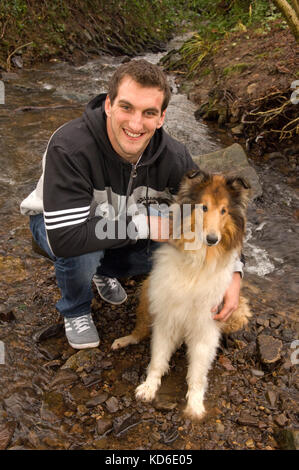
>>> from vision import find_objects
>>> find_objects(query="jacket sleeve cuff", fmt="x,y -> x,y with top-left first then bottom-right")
234,258 -> 244,278
131,213 -> 149,239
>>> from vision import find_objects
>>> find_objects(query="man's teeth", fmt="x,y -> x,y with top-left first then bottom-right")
125,130 -> 142,138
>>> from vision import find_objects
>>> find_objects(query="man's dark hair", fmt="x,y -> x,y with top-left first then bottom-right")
108,59 -> 171,113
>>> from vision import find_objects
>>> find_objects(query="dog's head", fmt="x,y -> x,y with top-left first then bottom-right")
171,170 -> 251,251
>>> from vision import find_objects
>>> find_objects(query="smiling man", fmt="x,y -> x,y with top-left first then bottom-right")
20,59 -> 243,349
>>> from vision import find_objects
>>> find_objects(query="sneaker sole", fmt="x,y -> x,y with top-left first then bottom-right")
68,340 -> 100,350
97,291 -> 128,305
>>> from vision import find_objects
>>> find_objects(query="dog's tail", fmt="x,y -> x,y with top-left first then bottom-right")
220,296 -> 252,334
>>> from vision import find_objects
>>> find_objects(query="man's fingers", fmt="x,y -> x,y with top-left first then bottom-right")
213,306 -> 232,322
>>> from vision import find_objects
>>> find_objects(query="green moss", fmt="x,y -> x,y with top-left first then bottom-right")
223,63 -> 250,76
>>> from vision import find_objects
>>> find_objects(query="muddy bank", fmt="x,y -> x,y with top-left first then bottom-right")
161,22 -> 298,163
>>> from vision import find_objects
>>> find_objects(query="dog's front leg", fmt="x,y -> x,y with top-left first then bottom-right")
135,326 -> 178,402
185,330 -> 220,420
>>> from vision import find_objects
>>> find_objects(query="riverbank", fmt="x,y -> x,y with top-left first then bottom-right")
162,19 -> 298,167
0,0 -> 196,69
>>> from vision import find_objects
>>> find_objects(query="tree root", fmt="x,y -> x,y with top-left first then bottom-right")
242,89 -> 298,143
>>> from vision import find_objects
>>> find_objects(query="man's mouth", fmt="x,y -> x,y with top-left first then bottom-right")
123,129 -> 144,139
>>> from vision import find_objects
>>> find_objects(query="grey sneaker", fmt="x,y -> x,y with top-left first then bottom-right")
64,313 -> 100,349
93,275 -> 127,305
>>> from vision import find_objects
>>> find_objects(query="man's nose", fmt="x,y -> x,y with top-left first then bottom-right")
128,112 -> 143,131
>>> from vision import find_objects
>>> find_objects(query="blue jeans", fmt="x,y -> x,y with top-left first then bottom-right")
30,214 -> 159,318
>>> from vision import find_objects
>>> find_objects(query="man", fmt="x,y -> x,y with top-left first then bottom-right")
20,60 -> 243,349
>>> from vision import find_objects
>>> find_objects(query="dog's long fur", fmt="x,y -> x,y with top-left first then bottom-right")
112,170 -> 252,420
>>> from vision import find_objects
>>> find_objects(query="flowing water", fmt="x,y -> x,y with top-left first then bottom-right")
0,39 -> 298,450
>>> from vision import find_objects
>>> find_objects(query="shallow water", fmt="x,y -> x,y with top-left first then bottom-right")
0,39 -> 298,450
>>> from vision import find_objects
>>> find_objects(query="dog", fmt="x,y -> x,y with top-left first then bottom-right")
112,170 -> 252,420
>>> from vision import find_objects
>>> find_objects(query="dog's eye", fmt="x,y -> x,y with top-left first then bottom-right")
221,208 -> 226,214
202,205 -> 208,212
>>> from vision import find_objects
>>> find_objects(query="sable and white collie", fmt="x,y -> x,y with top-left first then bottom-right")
112,170 -> 252,420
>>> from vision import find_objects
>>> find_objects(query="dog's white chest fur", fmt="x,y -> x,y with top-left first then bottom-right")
148,244 -> 236,337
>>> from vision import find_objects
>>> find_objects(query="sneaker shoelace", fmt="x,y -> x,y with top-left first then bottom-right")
72,315 -> 91,333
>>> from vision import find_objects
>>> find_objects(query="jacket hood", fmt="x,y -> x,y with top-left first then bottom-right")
83,93 -> 167,168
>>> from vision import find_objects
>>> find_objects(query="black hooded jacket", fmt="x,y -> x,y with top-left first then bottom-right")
28,94 -> 198,257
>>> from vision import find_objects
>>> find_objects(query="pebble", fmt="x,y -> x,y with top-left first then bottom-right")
274,413 -> 288,427
96,418 -> 113,436
105,396 -> 119,413
86,392 -> 108,408
237,414 -> 259,427
49,369 -> 78,389
257,334 -> 283,365
250,368 -> 264,377
0,422 -> 16,450
266,390 -> 277,407
113,412 -> 140,435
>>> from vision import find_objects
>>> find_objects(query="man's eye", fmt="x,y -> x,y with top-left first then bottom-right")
202,205 -> 208,212
221,208 -> 226,214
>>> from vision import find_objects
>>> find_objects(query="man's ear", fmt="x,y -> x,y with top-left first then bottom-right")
105,95 -> 111,117
157,109 -> 166,129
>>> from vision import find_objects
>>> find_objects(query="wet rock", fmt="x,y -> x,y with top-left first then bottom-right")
40,391 -> 66,422
153,400 -> 177,412
86,392 -> 108,408
61,349 -> 103,371
121,369 -> 139,385
49,368 -> 78,389
33,323 -> 64,342
105,396 -> 119,413
0,422 -> 16,450
275,428 -> 299,450
215,422 -> 225,433
266,390 -> 277,407
38,343 -> 62,361
113,412 -> 140,435
257,334 -> 283,365
99,359 -> 113,369
237,413 -> 259,427
96,418 -> 113,436
219,355 -> 236,371
0,305 -> 16,322
274,414 -> 288,427
192,144 -> 262,199
251,368 -> 265,377
3,394 -> 24,417
81,371 -> 102,387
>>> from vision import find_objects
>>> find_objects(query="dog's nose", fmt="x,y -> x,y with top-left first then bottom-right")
206,234 -> 219,246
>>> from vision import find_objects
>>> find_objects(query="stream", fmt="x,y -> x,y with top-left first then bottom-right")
0,38 -> 298,450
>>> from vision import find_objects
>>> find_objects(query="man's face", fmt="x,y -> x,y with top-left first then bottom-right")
105,76 -> 166,163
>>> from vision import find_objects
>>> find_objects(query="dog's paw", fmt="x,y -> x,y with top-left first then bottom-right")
184,403 -> 206,421
135,381 -> 157,402
111,334 -> 138,350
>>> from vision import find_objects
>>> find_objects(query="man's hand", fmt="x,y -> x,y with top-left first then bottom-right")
148,216 -> 171,242
212,272 -> 241,322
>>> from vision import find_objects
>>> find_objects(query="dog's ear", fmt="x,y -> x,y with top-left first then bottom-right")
226,176 -> 251,191
177,169 -> 210,204
185,169 -> 209,182
226,176 -> 251,208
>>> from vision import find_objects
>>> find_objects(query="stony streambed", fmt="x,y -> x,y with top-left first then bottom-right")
0,42 -> 298,450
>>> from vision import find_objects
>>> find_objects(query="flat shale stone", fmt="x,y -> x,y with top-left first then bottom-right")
257,334 -> 283,365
